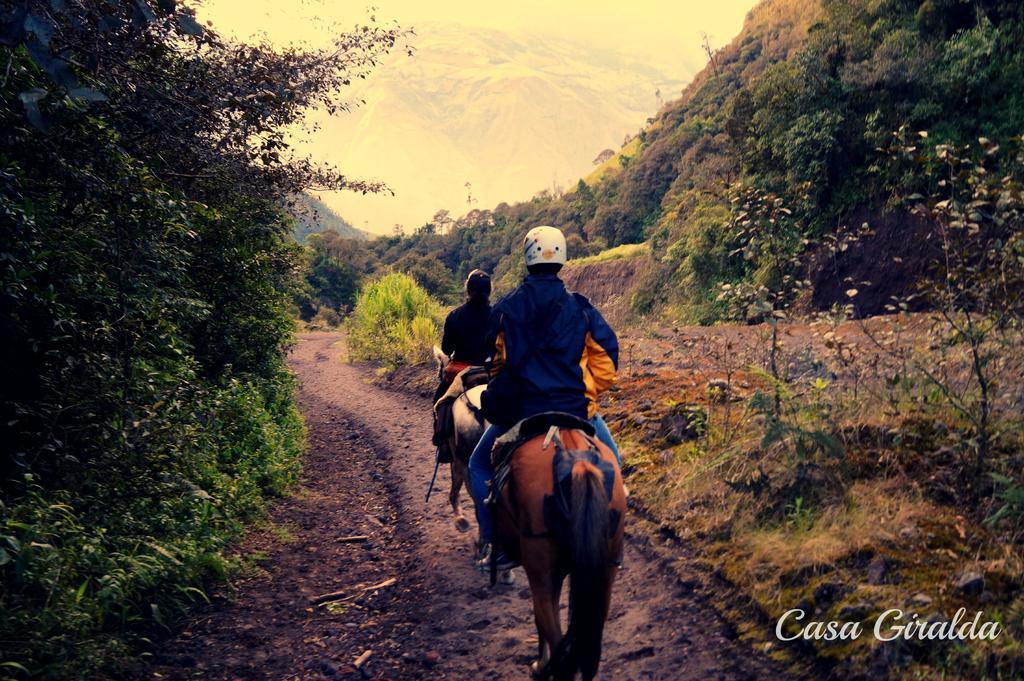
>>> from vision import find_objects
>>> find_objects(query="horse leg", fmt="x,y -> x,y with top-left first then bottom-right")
529,573 -> 564,677
545,573 -> 565,676
551,573 -> 564,632
449,457 -> 471,533
525,568 -> 562,678
536,629 -> 546,677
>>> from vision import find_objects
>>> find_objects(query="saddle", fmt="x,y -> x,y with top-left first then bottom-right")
486,412 -> 620,582
433,366 -> 490,461
456,365 -> 490,392
491,412 -> 594,469
488,411 -> 612,523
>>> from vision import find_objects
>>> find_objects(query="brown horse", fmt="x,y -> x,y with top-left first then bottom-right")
493,422 -> 626,680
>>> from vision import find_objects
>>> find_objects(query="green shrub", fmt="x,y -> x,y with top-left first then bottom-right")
345,273 -> 444,368
311,307 -> 343,328
0,1 -> 398,671
0,364 -> 304,679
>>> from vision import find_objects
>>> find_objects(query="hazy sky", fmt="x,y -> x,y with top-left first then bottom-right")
196,0 -> 759,232
198,0 -> 757,71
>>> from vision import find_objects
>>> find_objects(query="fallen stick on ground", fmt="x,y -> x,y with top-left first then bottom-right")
354,650 -> 373,668
311,589 -> 347,605
311,577 -> 397,605
363,577 -> 397,591
337,535 -> 369,543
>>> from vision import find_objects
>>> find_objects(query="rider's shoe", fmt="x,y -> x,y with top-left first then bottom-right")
475,543 -> 517,572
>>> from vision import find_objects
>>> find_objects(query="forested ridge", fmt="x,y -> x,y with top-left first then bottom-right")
0,2 -> 403,676
300,0 -> 1024,324
291,193 -> 364,244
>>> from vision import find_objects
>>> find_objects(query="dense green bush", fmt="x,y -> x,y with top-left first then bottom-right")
643,191 -> 738,323
298,232 -> 364,317
0,374 -> 304,678
0,86 -> 306,679
345,273 -> 444,368
1,1 -> 401,677
0,117 -> 307,678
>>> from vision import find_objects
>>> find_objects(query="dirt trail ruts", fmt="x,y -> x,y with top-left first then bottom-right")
145,332 -> 787,680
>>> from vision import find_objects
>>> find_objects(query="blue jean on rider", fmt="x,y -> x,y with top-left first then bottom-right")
468,413 -> 621,545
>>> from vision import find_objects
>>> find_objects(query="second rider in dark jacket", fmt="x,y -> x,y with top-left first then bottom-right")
468,226 -> 622,571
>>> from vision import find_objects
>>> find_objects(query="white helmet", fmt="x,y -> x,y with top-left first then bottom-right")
523,225 -> 567,267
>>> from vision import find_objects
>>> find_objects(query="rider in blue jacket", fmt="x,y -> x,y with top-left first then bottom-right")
469,225 -> 621,571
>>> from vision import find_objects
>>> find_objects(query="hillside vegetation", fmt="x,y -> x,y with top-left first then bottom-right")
0,2 -> 401,676
290,193 -> 364,243
315,0 -> 1023,325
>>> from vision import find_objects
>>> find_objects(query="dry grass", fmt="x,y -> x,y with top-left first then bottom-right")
599,314 -> 1024,676
741,479 -> 935,574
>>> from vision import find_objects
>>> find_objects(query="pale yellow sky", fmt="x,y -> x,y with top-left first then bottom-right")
195,0 -> 759,232
198,0 -> 756,79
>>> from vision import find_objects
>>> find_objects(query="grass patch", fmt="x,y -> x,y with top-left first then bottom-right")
740,480 -> 933,574
584,135 -> 643,185
269,523 -> 299,545
566,242 -> 647,267
344,272 -> 444,369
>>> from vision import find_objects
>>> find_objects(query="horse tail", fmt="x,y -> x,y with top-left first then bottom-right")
554,458 -> 610,681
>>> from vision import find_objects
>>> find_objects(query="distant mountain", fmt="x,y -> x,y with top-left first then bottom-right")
289,193 -> 365,242
369,0 -> 1024,323
299,24 -> 688,233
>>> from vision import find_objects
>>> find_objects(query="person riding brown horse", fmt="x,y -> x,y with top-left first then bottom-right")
471,226 -> 626,679
469,227 -> 621,570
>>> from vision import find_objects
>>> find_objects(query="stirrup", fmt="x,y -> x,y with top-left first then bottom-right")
475,544 -> 516,572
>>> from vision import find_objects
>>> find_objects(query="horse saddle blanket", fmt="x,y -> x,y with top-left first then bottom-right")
435,365 -> 488,414
442,360 -> 470,385
444,362 -> 491,388
489,412 -> 612,510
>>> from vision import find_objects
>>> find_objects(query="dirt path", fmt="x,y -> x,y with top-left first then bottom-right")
146,332 -> 787,680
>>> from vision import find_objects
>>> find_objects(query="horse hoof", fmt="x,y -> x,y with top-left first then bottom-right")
498,569 -> 515,585
454,517 -> 471,533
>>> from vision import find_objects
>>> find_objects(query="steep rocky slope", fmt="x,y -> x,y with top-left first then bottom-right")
562,255 -> 648,326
